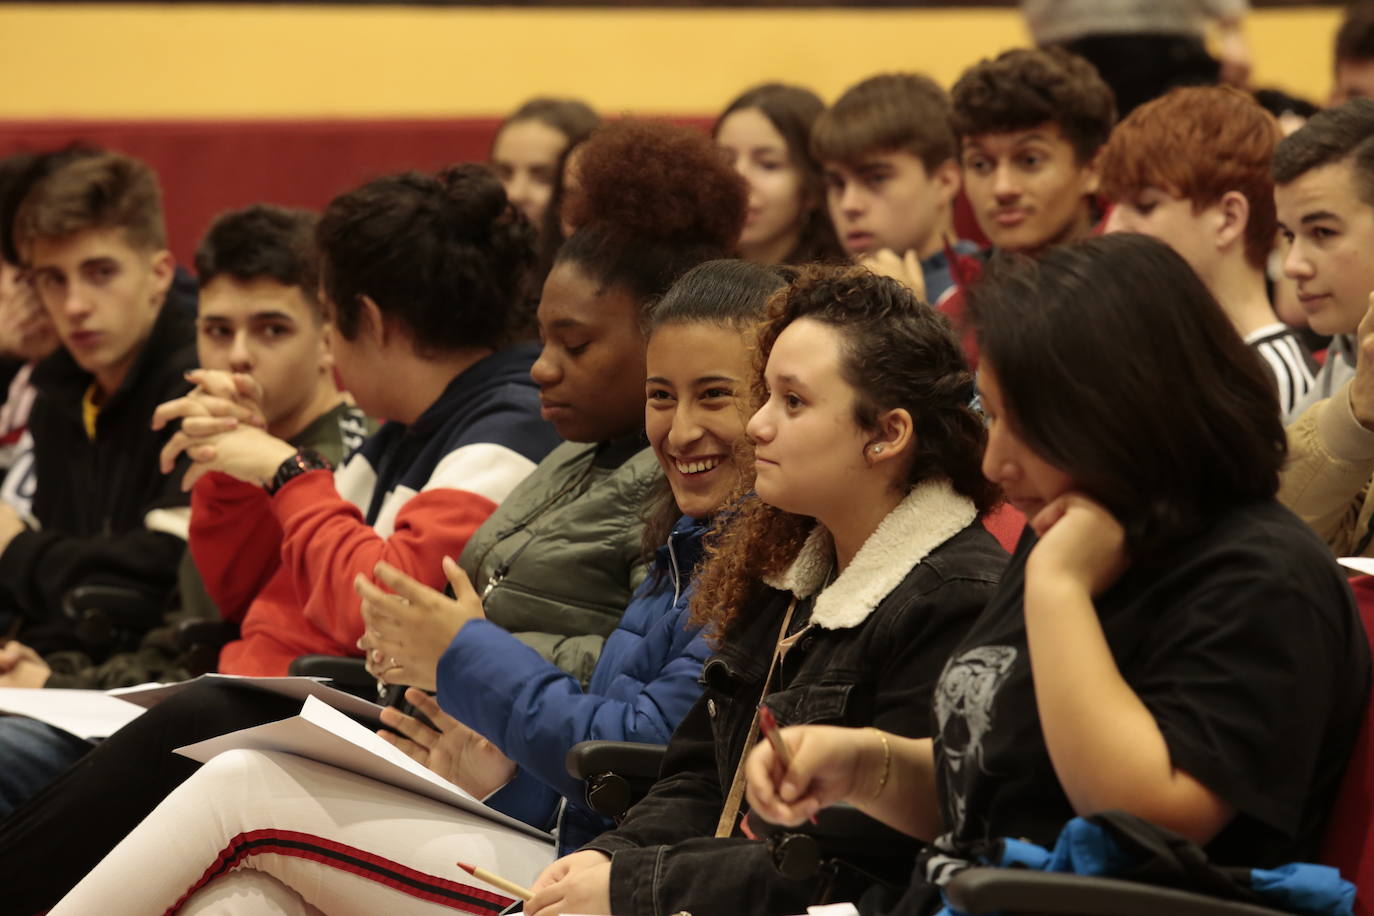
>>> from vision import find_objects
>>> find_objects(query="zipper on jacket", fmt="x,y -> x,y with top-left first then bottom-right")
472,456 -> 599,590
667,531 -> 682,607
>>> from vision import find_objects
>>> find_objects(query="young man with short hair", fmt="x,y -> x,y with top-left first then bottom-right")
950,46 -> 1116,258
0,204 -> 371,817
936,46 -> 1116,367
37,203 -> 370,687
1273,98 -> 1374,557
1102,85 -> 1317,421
0,152 -> 196,657
811,73 -> 973,303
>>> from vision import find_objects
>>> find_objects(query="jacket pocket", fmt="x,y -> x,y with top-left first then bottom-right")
765,683 -> 854,727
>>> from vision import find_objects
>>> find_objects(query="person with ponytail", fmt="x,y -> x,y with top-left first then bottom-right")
441,118 -> 749,683
0,164 -> 562,912
524,265 -> 1006,916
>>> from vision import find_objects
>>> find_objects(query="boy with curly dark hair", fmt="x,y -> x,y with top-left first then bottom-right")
951,46 -> 1116,258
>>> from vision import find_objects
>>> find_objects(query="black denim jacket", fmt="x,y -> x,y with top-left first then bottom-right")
584,480 -> 1008,916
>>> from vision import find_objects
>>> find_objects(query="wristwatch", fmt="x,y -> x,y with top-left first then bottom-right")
265,449 -> 332,495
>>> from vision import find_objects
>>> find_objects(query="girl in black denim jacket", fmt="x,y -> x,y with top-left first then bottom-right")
746,235 -> 1371,914
525,265 -> 1008,916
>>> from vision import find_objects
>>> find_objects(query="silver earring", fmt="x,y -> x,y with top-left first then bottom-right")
870,445 -> 884,455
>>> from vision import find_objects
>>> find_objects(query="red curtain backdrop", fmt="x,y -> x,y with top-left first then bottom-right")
0,118 -> 509,265
0,116 -> 987,268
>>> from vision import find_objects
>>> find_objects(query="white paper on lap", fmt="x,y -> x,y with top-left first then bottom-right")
109,673 -> 385,723
175,695 -> 553,843
0,687 -> 146,739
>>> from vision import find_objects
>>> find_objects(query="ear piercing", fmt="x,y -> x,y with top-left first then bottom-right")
869,445 -> 884,455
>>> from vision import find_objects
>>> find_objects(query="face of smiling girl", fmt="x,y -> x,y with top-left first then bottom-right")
645,321 -> 753,518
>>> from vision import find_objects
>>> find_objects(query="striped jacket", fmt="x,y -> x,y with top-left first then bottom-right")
194,342 -> 561,675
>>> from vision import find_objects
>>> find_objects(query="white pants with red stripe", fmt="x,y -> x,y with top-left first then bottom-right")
50,748 -> 554,916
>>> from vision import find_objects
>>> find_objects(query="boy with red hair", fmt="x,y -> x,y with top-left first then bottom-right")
1102,85 -> 1316,421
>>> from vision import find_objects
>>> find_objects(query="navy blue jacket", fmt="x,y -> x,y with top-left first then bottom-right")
437,514 -> 711,853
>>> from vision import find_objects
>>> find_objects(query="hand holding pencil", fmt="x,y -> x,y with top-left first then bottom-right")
456,862 -> 532,901
743,722 -> 879,828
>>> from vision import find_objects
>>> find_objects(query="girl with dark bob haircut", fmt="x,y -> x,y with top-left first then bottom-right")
523,265 -> 1006,916
746,233 -> 1371,913
975,231 -> 1286,563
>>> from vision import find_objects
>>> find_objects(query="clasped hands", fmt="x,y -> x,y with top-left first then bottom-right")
152,369 -> 294,491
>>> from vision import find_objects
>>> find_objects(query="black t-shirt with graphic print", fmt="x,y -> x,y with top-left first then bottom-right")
932,498 -> 1370,869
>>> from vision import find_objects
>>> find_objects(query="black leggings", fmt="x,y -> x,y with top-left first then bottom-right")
0,683 -> 303,914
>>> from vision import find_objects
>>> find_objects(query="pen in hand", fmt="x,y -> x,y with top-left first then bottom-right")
757,703 -> 818,825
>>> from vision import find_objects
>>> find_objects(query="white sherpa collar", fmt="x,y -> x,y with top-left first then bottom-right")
762,478 -> 977,630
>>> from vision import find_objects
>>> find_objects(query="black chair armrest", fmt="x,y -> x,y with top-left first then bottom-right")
565,740 -> 667,781
565,740 -> 668,822
62,584 -> 165,655
288,654 -> 377,699
63,584 -> 160,628
174,619 -> 241,676
174,619 -> 241,651
945,869 -> 1285,916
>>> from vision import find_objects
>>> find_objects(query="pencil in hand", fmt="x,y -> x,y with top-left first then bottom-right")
757,704 -> 818,825
456,862 -> 533,901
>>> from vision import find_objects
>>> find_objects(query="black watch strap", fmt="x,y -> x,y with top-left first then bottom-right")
265,449 -> 332,496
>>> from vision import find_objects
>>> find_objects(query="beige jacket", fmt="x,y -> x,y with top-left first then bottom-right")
1280,377 -> 1374,556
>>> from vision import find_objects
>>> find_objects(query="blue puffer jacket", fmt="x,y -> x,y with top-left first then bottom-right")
436,514 -> 711,853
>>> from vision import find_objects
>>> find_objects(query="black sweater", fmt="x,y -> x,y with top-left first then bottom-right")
0,287 -> 197,653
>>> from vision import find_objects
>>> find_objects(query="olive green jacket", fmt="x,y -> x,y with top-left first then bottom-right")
460,436 -> 662,686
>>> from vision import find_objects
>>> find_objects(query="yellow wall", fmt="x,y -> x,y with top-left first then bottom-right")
0,3 -> 1345,119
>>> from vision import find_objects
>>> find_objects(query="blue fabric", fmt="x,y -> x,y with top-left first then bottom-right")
936,816 -> 1353,916
437,514 -> 712,853
1250,864 -> 1356,916
921,239 -> 981,304
0,717 -> 92,817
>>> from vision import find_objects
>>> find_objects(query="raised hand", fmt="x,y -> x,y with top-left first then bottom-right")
356,557 -> 485,692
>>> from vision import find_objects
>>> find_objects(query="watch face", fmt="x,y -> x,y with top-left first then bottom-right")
268,450 -> 331,494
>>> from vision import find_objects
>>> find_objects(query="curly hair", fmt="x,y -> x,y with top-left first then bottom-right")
951,47 -> 1117,164
1100,86 -> 1280,270
317,163 -> 535,355
558,119 -> 748,307
688,265 -> 996,644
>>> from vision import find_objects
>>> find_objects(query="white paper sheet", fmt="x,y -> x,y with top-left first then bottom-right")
1340,557 -> 1374,577
0,687 -> 146,739
175,695 -> 552,843
110,673 -> 385,723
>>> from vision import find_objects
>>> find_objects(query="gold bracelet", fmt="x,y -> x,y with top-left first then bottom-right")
867,727 -> 891,801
